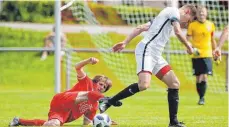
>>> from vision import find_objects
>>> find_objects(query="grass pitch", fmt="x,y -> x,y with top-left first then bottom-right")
1,85 -> 228,127
0,27 -> 228,127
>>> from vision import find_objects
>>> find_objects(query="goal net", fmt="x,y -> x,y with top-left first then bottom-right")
62,0 -> 228,93
62,1 -> 139,92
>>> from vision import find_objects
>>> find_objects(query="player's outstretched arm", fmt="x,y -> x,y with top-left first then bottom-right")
172,21 -> 193,54
112,22 -> 151,52
211,34 -> 217,51
218,25 -> 228,49
186,35 -> 192,42
82,116 -> 92,126
211,31 -> 217,60
75,57 -> 99,78
213,25 -> 228,58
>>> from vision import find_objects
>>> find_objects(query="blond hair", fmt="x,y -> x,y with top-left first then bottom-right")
182,4 -> 197,17
92,75 -> 112,92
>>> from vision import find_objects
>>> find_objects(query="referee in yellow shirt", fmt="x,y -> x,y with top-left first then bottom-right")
186,5 -> 216,105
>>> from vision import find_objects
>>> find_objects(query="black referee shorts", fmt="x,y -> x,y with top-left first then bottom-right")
192,57 -> 213,76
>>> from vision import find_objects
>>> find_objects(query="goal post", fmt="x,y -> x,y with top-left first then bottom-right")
54,0 -> 62,93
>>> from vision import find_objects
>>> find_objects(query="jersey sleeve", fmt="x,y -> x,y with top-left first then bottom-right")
211,22 -> 215,37
212,22 -> 216,32
68,75 -> 93,91
149,18 -> 154,24
187,23 -> 193,36
78,75 -> 93,91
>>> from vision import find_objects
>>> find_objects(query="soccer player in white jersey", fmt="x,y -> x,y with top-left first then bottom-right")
99,4 -> 197,127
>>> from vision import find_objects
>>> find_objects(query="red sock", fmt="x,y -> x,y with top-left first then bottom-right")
88,91 -> 104,103
19,118 -> 46,126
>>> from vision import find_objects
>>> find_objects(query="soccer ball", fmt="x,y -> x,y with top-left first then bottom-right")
93,113 -> 112,127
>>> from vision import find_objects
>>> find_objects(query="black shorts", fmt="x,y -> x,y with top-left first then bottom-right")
192,57 -> 213,76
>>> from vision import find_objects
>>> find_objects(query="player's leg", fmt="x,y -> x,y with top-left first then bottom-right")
192,58 -> 203,104
99,45 -> 155,113
45,92 -> 104,126
196,74 -> 208,105
193,58 -> 212,105
43,119 -> 61,126
108,71 -> 151,102
153,57 -> 184,127
48,93 -> 71,126
195,76 -> 201,100
99,72 -> 152,113
47,110 -> 65,126
20,118 -> 46,126
108,43 -> 153,97
161,70 -> 183,127
9,117 -> 46,126
9,117 -> 20,126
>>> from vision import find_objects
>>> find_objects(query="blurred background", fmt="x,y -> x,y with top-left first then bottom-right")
0,0 -> 228,127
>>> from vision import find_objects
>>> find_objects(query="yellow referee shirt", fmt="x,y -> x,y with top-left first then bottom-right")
187,20 -> 215,58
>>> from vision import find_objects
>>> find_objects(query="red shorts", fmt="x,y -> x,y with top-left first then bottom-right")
48,92 -> 79,125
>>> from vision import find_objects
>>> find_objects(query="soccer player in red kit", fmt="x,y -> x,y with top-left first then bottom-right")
9,57 -> 115,126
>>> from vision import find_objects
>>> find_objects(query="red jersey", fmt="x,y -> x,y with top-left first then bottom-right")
67,75 -> 96,92
49,76 -> 98,124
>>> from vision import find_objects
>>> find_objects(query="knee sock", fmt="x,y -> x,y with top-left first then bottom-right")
19,118 -> 46,126
196,82 -> 201,98
199,81 -> 207,99
109,83 -> 140,105
168,89 -> 179,125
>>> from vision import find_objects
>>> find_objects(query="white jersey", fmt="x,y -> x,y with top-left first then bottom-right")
141,7 -> 180,52
135,7 -> 180,75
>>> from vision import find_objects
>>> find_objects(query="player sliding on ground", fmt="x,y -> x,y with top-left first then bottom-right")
186,5 -> 217,105
99,4 -> 197,127
9,57 -> 118,126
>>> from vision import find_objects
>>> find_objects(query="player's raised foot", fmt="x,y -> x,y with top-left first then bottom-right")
99,97 -> 111,113
168,122 -> 186,127
99,97 -> 122,113
198,97 -> 205,105
9,117 -> 20,127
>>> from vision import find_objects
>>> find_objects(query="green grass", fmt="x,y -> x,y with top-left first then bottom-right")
1,87 -> 227,127
0,27 -> 228,127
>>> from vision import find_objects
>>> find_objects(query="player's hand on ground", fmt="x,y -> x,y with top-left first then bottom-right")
82,124 -> 91,127
112,42 -> 126,52
111,120 -> 118,125
88,57 -> 99,65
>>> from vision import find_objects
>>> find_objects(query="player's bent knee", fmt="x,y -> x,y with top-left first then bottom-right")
138,72 -> 151,91
138,81 -> 150,91
170,79 -> 180,89
43,119 -> 61,126
162,70 -> 180,89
